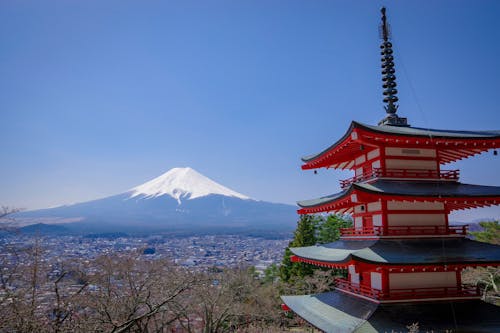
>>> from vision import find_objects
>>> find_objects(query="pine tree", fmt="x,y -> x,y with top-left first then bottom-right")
470,220 -> 500,245
316,214 -> 353,244
280,215 -> 318,282
280,214 -> 352,283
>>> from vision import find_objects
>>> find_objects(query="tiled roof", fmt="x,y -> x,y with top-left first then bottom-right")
290,238 -> 500,265
301,121 -> 500,164
282,291 -> 500,333
297,180 -> 500,208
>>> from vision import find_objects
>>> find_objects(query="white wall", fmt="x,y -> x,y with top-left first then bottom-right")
367,149 -> 380,160
371,272 -> 382,290
385,159 -> 437,170
354,205 -> 367,214
387,214 -> 446,226
385,147 -> 436,158
367,201 -> 382,212
373,214 -> 383,226
349,265 -> 360,284
389,272 -> 456,289
355,155 -> 366,166
387,201 -> 444,210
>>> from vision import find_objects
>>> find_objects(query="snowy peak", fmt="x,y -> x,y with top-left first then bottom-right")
129,167 -> 250,204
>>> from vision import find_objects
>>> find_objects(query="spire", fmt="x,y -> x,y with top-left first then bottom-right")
378,7 -> 409,127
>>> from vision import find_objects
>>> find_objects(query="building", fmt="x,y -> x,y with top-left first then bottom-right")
281,8 -> 500,333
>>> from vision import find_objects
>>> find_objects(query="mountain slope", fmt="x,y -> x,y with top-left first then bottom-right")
130,167 -> 249,203
17,167 -> 297,233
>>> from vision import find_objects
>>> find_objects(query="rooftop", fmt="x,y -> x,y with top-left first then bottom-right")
282,291 -> 500,333
301,121 -> 500,169
290,238 -> 500,265
297,180 -> 500,213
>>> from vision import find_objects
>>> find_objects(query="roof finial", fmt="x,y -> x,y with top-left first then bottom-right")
378,7 -> 409,127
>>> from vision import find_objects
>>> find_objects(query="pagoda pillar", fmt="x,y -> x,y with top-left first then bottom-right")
381,200 -> 388,235
456,269 -> 462,291
381,267 -> 390,299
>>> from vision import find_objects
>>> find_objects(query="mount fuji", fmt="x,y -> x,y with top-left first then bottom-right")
16,167 -> 297,234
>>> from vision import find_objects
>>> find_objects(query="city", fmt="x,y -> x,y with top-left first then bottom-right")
0,233 -> 290,274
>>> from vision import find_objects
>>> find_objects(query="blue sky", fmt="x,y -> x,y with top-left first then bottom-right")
1,1 -> 499,221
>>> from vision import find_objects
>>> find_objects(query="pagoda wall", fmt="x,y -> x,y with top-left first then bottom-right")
387,201 -> 446,227
352,201 -> 448,229
384,146 -> 437,171
354,146 -> 441,178
387,201 -> 444,210
387,214 -> 446,226
385,159 -> 437,170
389,271 -> 456,289
385,147 -> 436,158
354,149 -> 381,177
353,202 -> 383,229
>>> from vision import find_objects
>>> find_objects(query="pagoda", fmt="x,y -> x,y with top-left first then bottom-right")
281,8 -> 500,332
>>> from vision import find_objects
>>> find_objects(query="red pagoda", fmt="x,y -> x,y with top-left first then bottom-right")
281,8 -> 500,332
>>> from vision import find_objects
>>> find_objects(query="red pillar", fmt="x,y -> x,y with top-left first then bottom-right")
381,268 -> 390,299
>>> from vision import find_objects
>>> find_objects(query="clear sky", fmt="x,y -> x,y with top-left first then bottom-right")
1,1 -> 499,221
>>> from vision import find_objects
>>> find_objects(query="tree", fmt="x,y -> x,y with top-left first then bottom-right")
279,215 -> 319,283
470,220 -> 500,245
280,214 -> 352,285
263,264 -> 280,284
191,267 -> 282,333
77,253 -> 197,333
316,214 -> 352,244
464,220 -> 500,304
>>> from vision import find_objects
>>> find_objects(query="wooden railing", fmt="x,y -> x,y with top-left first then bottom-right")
335,277 -> 381,299
381,285 -> 479,300
340,225 -> 468,237
340,168 -> 459,189
334,278 -> 479,301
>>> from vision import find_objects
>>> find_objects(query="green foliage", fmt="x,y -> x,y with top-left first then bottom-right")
262,264 -> 279,284
247,266 -> 259,279
470,220 -> 500,245
316,214 -> 353,244
280,215 -> 318,282
279,214 -> 352,283
467,221 -> 500,304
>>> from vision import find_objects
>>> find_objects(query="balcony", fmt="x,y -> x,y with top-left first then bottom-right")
340,168 -> 459,189
340,225 -> 468,237
335,278 -> 479,302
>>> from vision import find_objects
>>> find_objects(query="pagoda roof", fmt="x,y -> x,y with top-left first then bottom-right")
282,291 -> 500,333
281,292 -> 378,332
357,122 -> 500,139
297,180 -> 500,214
290,238 -> 500,266
301,121 -> 500,169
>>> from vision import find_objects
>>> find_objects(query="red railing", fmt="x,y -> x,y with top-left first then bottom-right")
381,285 -> 479,300
340,168 -> 459,189
334,278 -> 479,301
335,277 -> 381,299
340,225 -> 468,237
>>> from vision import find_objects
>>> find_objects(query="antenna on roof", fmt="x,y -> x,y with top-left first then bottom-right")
378,7 -> 409,127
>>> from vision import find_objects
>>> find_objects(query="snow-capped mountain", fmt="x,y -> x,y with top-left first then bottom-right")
16,167 -> 297,233
130,167 -> 250,204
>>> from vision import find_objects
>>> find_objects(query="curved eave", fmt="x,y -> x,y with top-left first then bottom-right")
281,292 -> 378,333
290,238 -> 500,266
297,181 -> 500,214
297,187 -> 354,214
301,121 -> 500,169
301,122 -> 359,170
357,122 -> 500,140
282,292 -> 500,332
